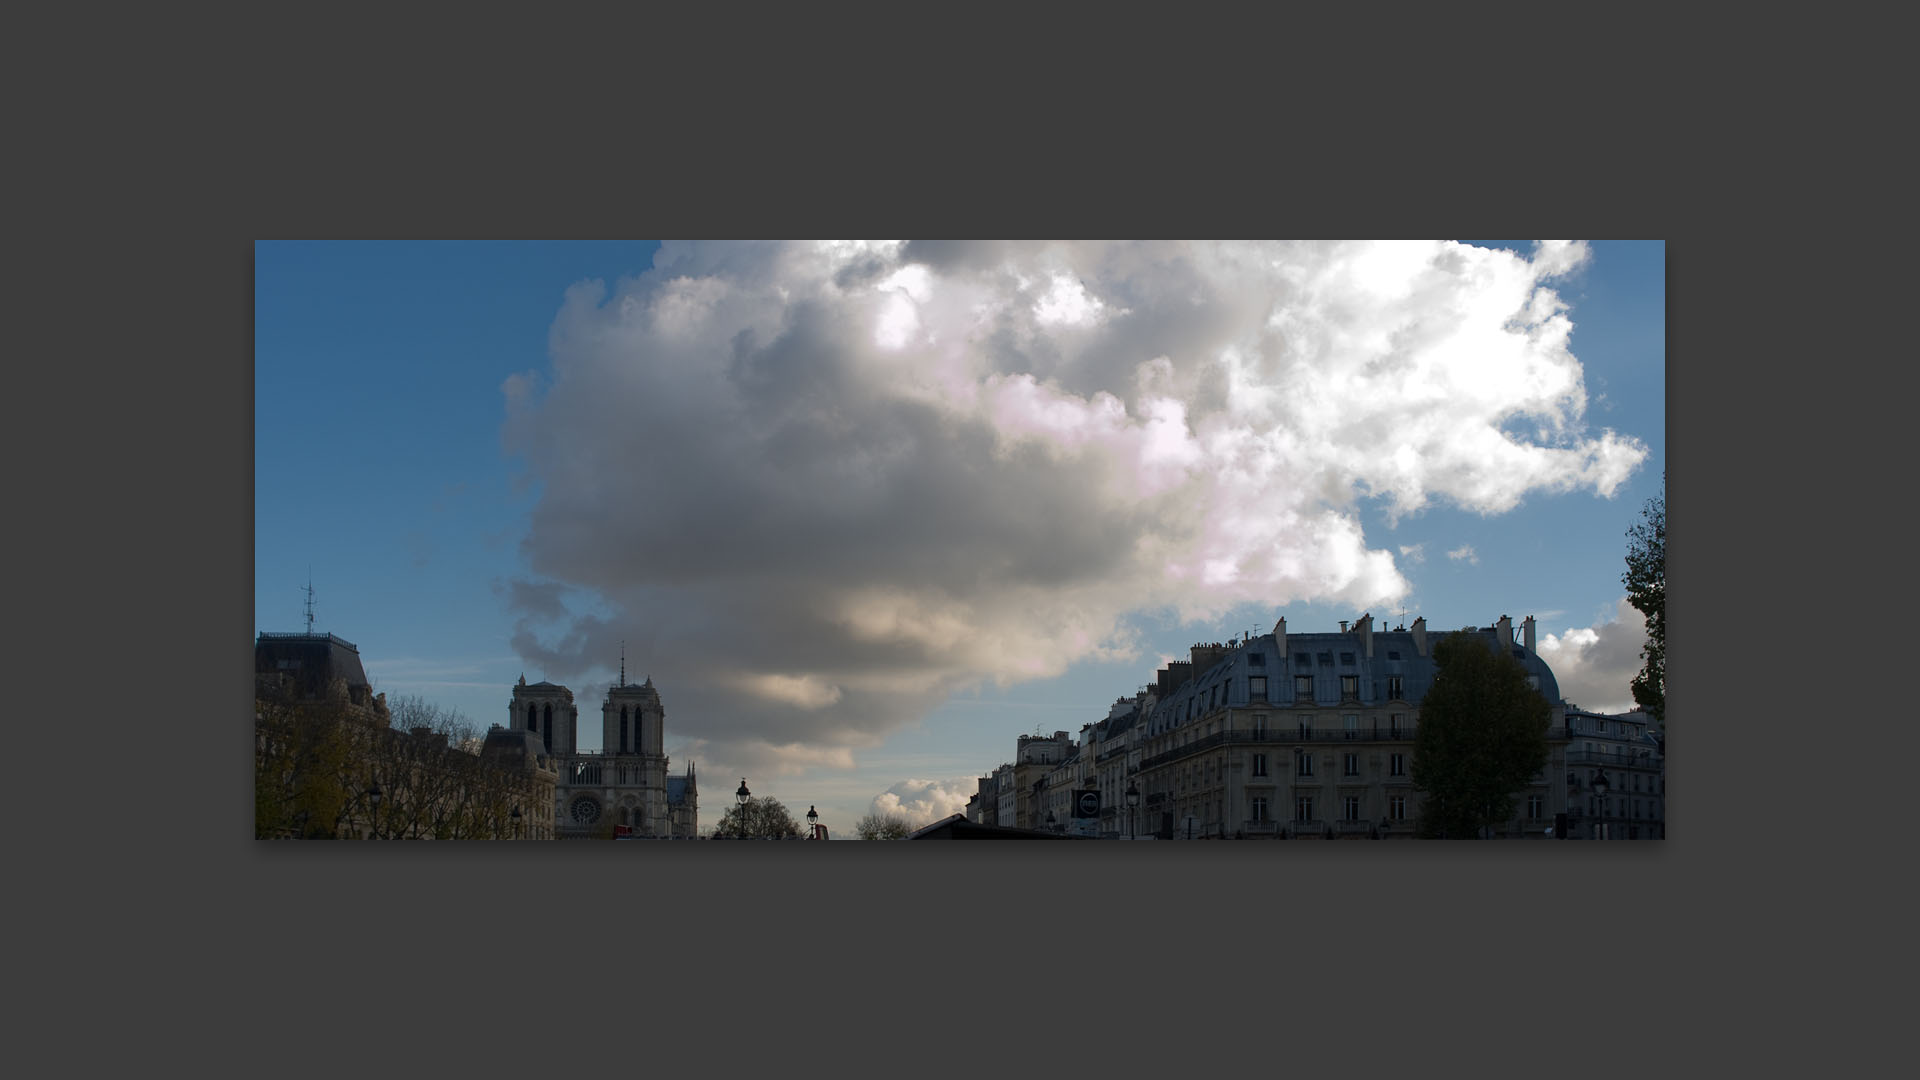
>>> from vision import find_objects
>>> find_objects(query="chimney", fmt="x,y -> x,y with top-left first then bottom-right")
1357,612 -> 1373,658
1274,617 -> 1287,660
1339,620 -> 1348,633
1523,615 -> 1536,653
1411,616 -> 1428,657
1497,614 -> 1513,647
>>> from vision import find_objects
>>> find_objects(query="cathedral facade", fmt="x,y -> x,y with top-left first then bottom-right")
509,673 -> 698,838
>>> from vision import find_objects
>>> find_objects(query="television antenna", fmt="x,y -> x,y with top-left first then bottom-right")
303,568 -> 316,635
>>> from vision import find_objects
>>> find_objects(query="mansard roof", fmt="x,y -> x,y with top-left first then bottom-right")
255,632 -> 372,698
1146,619 -> 1564,731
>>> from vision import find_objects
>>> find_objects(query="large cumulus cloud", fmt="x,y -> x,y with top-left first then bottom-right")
499,240 -> 1646,775
868,779 -> 976,827
1537,596 -> 1650,714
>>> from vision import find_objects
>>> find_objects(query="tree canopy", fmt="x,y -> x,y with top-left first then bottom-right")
1623,474 -> 1665,726
711,796 -> 804,839
1410,632 -> 1552,838
854,811 -> 916,839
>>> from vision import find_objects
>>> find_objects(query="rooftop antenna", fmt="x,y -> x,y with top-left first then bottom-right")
620,640 -> 626,688
303,568 -> 316,635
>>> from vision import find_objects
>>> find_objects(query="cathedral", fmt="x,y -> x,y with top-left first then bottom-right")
509,666 -> 698,838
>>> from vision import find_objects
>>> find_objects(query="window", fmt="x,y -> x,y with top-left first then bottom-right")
1390,713 -> 1404,737
1252,797 -> 1269,821
1341,652 -> 1355,665
1343,752 -> 1359,776
1318,652 -> 1333,666
1387,651 -> 1401,660
1294,674 -> 1314,700
1389,795 -> 1406,820
1294,652 -> 1311,667
1249,675 -> 1266,700
1388,676 -> 1404,699
1294,796 -> 1315,822
1296,751 -> 1314,777
1527,795 -> 1543,820
1252,753 -> 1268,777
1343,796 -> 1361,821
1340,674 -> 1359,699
1390,753 -> 1406,777
1248,652 -> 1265,667
1253,713 -> 1268,737
1297,716 -> 1313,737
1343,714 -> 1358,739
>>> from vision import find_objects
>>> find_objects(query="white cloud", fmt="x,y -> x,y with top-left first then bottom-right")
500,240 -> 1649,770
1536,597 -> 1648,714
1447,544 -> 1480,565
1398,543 -> 1425,563
869,779 -> 977,827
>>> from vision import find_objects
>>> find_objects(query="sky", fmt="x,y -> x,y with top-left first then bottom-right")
254,239 -> 1664,836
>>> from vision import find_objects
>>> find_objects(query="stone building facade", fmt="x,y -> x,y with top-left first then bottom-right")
964,612 -> 1605,840
508,673 -> 698,838
1564,707 -> 1664,839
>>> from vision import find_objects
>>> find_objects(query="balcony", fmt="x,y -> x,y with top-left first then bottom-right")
1566,748 -> 1659,767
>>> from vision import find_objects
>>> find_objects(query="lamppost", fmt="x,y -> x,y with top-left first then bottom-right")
365,781 -> 381,840
806,804 -> 819,839
1125,780 -> 1139,840
1591,768 -> 1611,841
735,779 -> 750,839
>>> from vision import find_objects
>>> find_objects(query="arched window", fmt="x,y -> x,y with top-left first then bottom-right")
543,704 -> 553,751
621,707 -> 629,753
525,704 -> 536,730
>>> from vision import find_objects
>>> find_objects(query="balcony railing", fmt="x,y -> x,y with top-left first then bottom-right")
1566,748 -> 1660,767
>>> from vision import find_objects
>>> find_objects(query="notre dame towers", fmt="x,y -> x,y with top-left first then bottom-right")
509,672 -> 697,838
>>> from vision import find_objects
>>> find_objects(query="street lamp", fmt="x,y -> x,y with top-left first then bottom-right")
365,781 -> 382,840
806,804 -> 819,839
1125,780 -> 1139,840
735,778 -> 750,840
1591,768 -> 1611,841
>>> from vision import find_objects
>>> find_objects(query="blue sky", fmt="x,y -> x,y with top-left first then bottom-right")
255,240 -> 1663,834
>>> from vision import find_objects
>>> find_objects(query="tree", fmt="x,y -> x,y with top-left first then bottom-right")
854,811 -> 916,839
711,796 -> 804,839
1410,632 -> 1552,839
1623,474 -> 1665,726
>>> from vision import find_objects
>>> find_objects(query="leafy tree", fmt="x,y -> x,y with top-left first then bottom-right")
855,811 -> 916,839
1411,632 -> 1552,839
1623,474 -> 1665,726
711,796 -> 804,839
256,684 -> 537,840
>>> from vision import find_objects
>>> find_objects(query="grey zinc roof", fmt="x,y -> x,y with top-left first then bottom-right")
254,632 -> 372,697
1147,623 -> 1563,730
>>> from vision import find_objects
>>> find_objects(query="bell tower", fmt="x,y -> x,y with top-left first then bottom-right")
510,675 -> 577,754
